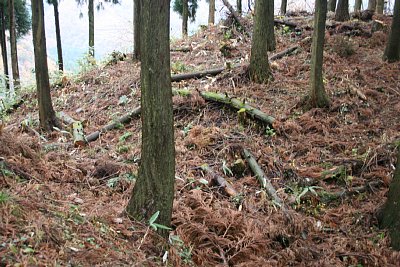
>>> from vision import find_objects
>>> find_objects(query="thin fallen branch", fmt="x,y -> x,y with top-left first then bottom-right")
320,181 -> 383,203
171,46 -> 191,52
0,158 -> 40,182
201,164 -> 238,197
199,91 -> 276,127
21,119 -> 48,142
242,148 -> 289,213
85,107 -> 141,142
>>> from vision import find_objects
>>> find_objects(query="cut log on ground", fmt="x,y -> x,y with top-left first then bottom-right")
86,107 -> 141,142
199,91 -> 276,127
57,111 -> 87,147
201,164 -> 238,197
242,148 -> 289,214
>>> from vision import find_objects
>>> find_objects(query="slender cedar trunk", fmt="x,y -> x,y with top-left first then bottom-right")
208,0 -> 215,25
126,0 -> 175,238
280,0 -> 287,15
53,1 -> 63,71
88,0 -> 94,57
307,0 -> 330,108
0,6 -> 9,89
237,0 -> 242,15
328,0 -> 337,12
368,0 -> 376,10
267,0 -> 275,51
383,0 -> 400,62
31,0 -> 59,131
182,0 -> 188,37
335,0 -> 350,21
379,146 -> 400,250
9,0 -> 20,90
354,0 -> 362,12
376,0 -> 384,13
133,0 -> 141,60
249,0 -> 272,83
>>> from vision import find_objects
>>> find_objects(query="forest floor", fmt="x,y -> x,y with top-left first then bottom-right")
1,13 -> 400,266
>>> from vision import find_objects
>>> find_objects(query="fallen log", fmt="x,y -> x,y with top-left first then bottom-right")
85,107 -> 141,142
199,91 -> 275,127
274,19 -> 297,28
171,47 -> 298,83
171,46 -> 191,52
242,148 -> 288,213
201,164 -> 238,197
171,67 -> 226,82
269,45 -> 299,61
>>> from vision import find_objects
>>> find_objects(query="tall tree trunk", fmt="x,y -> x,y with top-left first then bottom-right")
306,0 -> 330,108
9,0 -> 20,90
379,146 -> 400,250
237,0 -> 242,15
328,0 -> 337,12
182,0 -> 188,37
354,0 -> 362,12
280,0 -> 287,15
248,0 -> 272,83
335,0 -> 350,21
133,0 -> 141,60
126,0 -> 175,238
376,0 -> 384,13
0,5 -> 9,89
368,0 -> 376,10
88,0 -> 94,57
383,0 -> 400,62
208,0 -> 215,25
31,0 -> 59,131
53,1 -> 63,71
267,0 -> 275,51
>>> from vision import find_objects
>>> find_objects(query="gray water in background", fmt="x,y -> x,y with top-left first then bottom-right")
14,0 -> 395,83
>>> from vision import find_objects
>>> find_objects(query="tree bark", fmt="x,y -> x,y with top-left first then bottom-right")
328,0 -> 337,12
31,0 -> 59,131
376,0 -> 384,14
266,0 -> 276,51
8,0 -> 20,90
53,1 -> 63,71
379,146 -> 400,250
335,0 -> 350,21
280,0 -> 287,15
368,0 -> 376,10
208,0 -> 215,25
182,0 -> 188,37
307,0 -> 330,108
133,0 -> 141,60
236,0 -> 242,15
0,5 -> 9,89
383,0 -> 400,62
354,0 -> 362,12
126,0 -> 175,238
88,0 -> 94,57
249,0 -> 272,83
